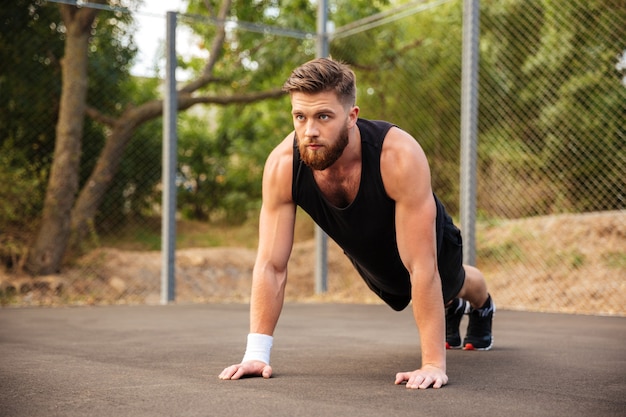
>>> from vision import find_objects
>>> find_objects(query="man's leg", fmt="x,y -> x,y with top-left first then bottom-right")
456,264 -> 488,308
445,298 -> 469,349
456,265 -> 495,350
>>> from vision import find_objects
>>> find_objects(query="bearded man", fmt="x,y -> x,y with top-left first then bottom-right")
219,58 -> 494,390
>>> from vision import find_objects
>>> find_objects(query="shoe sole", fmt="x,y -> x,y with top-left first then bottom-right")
463,299 -> 495,351
445,342 -> 463,350
445,300 -> 469,350
463,339 -> 494,351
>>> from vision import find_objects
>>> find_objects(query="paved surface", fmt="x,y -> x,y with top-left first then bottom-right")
0,303 -> 624,417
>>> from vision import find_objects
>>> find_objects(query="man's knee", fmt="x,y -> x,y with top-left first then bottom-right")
457,265 -> 488,306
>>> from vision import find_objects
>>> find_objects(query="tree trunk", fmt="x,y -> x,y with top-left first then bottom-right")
25,5 -> 101,275
25,0 -> 283,274
70,89 -> 284,246
69,0 -> 235,245
70,102 -> 163,246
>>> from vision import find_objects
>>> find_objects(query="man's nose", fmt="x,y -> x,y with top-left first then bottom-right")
304,120 -> 319,137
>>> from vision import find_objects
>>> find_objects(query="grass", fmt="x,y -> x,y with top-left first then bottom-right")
603,251 -> 626,269
476,240 -> 524,263
98,209 -> 317,251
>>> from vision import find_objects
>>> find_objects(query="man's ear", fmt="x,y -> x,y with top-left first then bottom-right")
348,105 -> 360,127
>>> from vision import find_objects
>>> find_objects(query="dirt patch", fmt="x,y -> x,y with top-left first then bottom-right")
1,211 -> 625,316
478,211 -> 626,316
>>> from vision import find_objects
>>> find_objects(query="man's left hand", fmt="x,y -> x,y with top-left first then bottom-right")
394,364 -> 448,389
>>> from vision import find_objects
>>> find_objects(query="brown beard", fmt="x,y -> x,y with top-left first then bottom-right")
297,124 -> 349,171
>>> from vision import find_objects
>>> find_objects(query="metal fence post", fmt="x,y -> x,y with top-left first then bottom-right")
161,11 -> 177,304
460,0 -> 480,266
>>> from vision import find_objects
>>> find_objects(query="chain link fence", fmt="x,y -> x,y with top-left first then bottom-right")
1,0 -> 624,315
473,1 -> 626,315
322,0 -> 626,315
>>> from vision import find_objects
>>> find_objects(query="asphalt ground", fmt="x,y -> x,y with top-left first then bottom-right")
1,303 -> 624,417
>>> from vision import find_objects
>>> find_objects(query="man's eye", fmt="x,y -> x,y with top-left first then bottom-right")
319,114 -> 329,120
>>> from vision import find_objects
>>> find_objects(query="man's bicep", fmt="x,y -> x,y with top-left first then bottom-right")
395,195 -> 438,278
257,143 -> 297,271
256,201 -> 296,271
382,134 -> 438,275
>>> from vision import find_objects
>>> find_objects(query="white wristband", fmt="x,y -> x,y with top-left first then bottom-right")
241,333 -> 273,365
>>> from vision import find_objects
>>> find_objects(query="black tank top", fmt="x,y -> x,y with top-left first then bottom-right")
292,119 -> 415,296
292,119 -> 461,310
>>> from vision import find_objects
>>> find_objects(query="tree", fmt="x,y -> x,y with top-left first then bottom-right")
25,0 -> 107,274
0,1 -> 63,227
525,0 -> 626,212
477,0 -> 626,215
1,1 -> 149,269
25,0 -> 304,275
331,0 -> 463,211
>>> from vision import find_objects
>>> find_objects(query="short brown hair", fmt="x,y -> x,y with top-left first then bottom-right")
282,58 -> 356,107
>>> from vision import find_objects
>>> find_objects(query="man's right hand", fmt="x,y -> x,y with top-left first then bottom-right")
218,360 -> 273,380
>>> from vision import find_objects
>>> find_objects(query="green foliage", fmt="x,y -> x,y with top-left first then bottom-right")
479,0 -> 626,215
331,1 -> 463,211
81,5 -> 164,230
479,0 -> 544,143
568,250 -> 586,269
87,7 -> 138,115
478,127 -> 553,217
477,239 -> 524,263
180,0 -> 626,218
0,0 -> 63,170
0,1 -> 62,250
97,114 -> 162,230
0,148 -> 46,224
603,252 -> 626,269
0,1 -> 164,263
4,0 -> 625,254
528,1 -> 626,212
174,0 -> 322,223
177,96 -> 292,224
183,0 -> 318,94
0,146 -> 46,269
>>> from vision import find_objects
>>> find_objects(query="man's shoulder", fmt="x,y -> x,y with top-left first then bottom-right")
263,132 -> 296,204
265,132 -> 295,172
357,118 -> 396,132
357,119 -> 398,151
379,126 -> 430,192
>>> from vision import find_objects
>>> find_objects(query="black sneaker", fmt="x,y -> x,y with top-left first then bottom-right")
463,295 -> 495,350
445,298 -> 468,349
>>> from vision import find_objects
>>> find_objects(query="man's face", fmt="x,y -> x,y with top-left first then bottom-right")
290,91 -> 357,171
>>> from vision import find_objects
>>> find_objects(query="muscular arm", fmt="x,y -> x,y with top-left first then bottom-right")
250,141 -> 297,336
219,134 -> 296,380
381,128 -> 448,389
